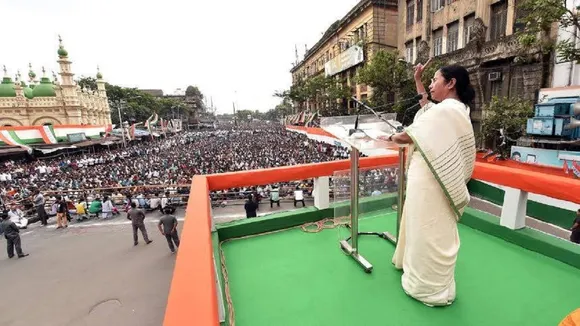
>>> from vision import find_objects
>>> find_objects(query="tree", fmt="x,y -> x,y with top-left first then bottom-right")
76,77 -> 207,126
481,96 -> 534,157
357,50 -> 442,125
517,0 -> 578,62
77,76 -> 97,91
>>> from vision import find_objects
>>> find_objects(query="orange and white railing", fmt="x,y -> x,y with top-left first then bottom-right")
163,153 -> 580,326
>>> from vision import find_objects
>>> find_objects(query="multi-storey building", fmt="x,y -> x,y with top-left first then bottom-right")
398,0 -> 551,131
290,0 -> 399,113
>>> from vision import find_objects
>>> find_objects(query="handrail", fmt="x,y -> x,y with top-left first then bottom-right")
473,162 -> 580,204
164,153 -> 580,326
206,154 -> 399,191
164,176 -> 218,326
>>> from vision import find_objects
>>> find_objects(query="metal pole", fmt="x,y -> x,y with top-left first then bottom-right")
350,147 -> 360,252
117,101 -> 126,148
397,147 -> 406,239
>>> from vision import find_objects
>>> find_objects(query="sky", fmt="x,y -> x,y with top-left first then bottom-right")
1,0 -> 360,114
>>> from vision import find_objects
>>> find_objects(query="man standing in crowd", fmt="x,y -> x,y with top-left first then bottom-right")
244,194 -> 258,218
7,203 -> 28,229
158,206 -> 180,253
270,185 -> 280,208
1,212 -> 29,259
570,209 -> 580,244
33,189 -> 48,226
127,202 -> 152,246
294,186 -> 305,207
55,195 -> 68,229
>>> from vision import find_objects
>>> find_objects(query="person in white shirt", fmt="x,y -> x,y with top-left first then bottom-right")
7,204 -> 28,229
294,186 -> 305,207
101,196 -> 114,219
148,193 -> 161,211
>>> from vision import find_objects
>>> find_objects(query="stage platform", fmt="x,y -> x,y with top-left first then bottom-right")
219,209 -> 580,326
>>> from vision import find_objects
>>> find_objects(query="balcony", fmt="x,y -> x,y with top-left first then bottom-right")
164,153 -> 580,326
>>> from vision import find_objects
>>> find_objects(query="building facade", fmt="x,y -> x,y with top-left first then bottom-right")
0,37 -> 111,127
290,0 -> 399,113
398,0 -> 551,131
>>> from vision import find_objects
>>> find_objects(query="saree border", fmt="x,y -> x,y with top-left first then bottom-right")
405,131 -> 465,220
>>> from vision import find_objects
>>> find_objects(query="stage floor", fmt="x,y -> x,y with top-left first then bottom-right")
220,210 -> 580,326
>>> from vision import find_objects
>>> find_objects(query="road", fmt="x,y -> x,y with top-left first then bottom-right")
0,213 -> 182,326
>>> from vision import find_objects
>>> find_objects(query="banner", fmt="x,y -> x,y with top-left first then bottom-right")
325,45 -> 364,77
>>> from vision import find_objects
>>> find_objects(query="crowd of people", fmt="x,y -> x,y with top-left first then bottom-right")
0,123 -> 356,217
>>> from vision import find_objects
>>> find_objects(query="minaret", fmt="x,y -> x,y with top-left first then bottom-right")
14,70 -> 23,97
28,63 -> 37,87
96,66 -> 112,124
56,35 -> 77,101
96,66 -> 107,98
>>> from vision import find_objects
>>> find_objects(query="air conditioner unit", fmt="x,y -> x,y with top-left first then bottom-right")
488,72 -> 502,81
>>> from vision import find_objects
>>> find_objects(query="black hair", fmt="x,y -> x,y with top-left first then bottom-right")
439,65 -> 475,105
130,202 -> 137,208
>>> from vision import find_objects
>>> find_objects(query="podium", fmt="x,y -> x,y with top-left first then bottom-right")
321,114 -> 407,273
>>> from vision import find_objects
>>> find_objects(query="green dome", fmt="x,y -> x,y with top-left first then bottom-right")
96,71 -> 103,79
23,85 -> 34,99
58,46 -> 68,58
32,77 -> 56,97
57,35 -> 68,58
0,77 -> 16,97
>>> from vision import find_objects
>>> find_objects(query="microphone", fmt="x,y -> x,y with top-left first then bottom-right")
350,97 -> 403,133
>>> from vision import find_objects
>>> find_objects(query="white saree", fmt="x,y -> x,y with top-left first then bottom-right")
392,98 -> 476,306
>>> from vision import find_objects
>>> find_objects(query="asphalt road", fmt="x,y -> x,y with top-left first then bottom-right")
0,214 -> 182,326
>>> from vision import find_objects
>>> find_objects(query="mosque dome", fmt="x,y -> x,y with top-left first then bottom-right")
33,76 -> 56,97
0,76 -> 16,97
57,35 -> 68,58
22,82 -> 34,100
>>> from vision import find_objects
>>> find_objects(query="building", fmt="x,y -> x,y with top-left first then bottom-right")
290,0 -> 399,113
399,0 -> 551,131
0,37 -> 111,127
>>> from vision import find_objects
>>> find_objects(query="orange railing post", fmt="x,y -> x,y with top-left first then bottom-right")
164,176 -> 219,326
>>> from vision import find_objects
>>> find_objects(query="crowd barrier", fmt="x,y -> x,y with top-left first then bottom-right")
163,152 -> 580,326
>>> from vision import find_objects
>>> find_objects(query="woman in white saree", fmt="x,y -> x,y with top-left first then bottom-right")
382,62 -> 476,307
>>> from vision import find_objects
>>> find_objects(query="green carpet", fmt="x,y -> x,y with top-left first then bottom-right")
221,211 -> 580,326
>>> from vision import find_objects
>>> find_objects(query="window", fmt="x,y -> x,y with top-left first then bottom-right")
431,0 -> 444,12
464,14 -> 475,45
405,41 -> 414,63
513,0 -> 529,33
490,1 -> 507,40
417,0 -> 423,22
433,29 -> 443,56
447,21 -> 459,53
406,0 -> 415,28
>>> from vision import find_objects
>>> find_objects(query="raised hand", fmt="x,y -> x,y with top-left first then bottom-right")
414,58 -> 432,81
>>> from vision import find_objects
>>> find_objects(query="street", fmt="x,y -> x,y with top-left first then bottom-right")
0,213 -> 182,326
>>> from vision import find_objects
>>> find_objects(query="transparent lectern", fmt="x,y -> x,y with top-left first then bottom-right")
320,114 -> 407,273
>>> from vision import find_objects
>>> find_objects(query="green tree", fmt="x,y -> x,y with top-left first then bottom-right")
481,96 -> 534,157
77,76 -> 97,91
516,0 -> 577,62
357,50 -> 415,115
